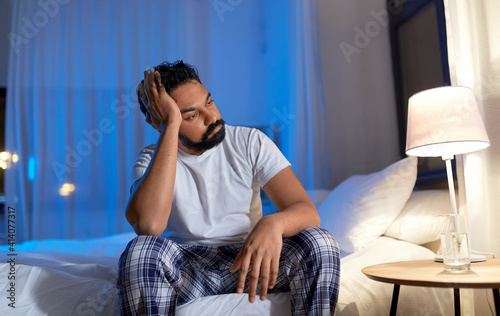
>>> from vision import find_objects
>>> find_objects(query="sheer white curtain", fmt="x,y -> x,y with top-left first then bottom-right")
5,0 -> 327,242
444,0 -> 500,256
5,0 -> 212,242
263,0 -> 329,190
282,0 -> 329,189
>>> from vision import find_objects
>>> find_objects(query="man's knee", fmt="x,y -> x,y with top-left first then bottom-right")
119,235 -> 173,272
295,227 -> 340,259
117,236 -> 178,314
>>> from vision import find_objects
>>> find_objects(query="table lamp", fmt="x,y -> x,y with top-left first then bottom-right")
405,86 -> 490,215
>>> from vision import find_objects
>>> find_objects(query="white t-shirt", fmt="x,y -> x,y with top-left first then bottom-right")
131,125 -> 291,246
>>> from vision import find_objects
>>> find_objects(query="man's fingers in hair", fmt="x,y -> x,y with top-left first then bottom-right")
140,82 -> 149,107
154,70 -> 165,92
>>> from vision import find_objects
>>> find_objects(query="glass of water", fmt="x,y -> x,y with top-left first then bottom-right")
439,214 -> 471,272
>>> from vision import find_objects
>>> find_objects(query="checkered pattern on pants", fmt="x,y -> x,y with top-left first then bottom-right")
117,227 -> 340,316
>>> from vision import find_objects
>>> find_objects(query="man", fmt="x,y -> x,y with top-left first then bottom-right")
117,60 -> 340,316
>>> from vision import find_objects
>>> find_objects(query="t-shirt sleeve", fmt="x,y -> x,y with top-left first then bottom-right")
248,129 -> 291,187
130,144 -> 156,191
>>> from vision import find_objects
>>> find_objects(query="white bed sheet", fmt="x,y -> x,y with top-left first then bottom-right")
0,233 -> 291,316
0,233 -> 453,316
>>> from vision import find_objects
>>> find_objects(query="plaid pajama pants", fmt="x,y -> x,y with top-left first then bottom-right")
117,227 -> 340,316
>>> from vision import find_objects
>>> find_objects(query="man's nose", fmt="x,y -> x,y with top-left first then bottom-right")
204,109 -> 217,126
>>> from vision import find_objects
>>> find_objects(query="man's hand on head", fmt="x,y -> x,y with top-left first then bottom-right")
229,216 -> 285,303
140,68 -> 182,132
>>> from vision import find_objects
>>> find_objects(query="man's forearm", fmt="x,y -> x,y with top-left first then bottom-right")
262,201 -> 320,238
260,167 -> 321,238
125,122 -> 180,235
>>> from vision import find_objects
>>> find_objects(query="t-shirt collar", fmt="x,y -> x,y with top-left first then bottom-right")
177,144 -> 219,162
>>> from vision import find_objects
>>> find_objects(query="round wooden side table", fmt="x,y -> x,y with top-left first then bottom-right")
362,258 -> 500,316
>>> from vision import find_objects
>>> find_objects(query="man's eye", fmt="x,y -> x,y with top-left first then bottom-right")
188,113 -> 197,120
207,99 -> 214,105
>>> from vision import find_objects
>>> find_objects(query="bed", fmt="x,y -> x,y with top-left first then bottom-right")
0,156 -> 457,315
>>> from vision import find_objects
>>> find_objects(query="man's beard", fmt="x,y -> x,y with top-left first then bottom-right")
178,119 -> 226,153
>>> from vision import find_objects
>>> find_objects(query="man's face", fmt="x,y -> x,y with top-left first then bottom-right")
169,81 -> 225,155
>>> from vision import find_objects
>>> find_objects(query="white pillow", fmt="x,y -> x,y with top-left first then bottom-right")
318,156 -> 417,253
384,189 -> 451,244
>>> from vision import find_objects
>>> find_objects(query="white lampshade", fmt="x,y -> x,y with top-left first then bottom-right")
406,86 -> 490,158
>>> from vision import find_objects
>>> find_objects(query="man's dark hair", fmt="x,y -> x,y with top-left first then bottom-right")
137,60 -> 201,116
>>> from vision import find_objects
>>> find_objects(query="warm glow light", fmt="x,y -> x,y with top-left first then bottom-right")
63,183 -> 75,191
0,152 -> 11,169
12,154 -> 19,163
0,152 -> 9,160
59,183 -> 76,196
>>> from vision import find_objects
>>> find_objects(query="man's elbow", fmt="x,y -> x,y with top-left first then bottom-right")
308,203 -> 321,227
126,208 -> 166,236
132,220 -> 165,236
314,213 -> 321,227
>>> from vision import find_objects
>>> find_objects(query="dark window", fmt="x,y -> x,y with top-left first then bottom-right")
389,0 -> 451,186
